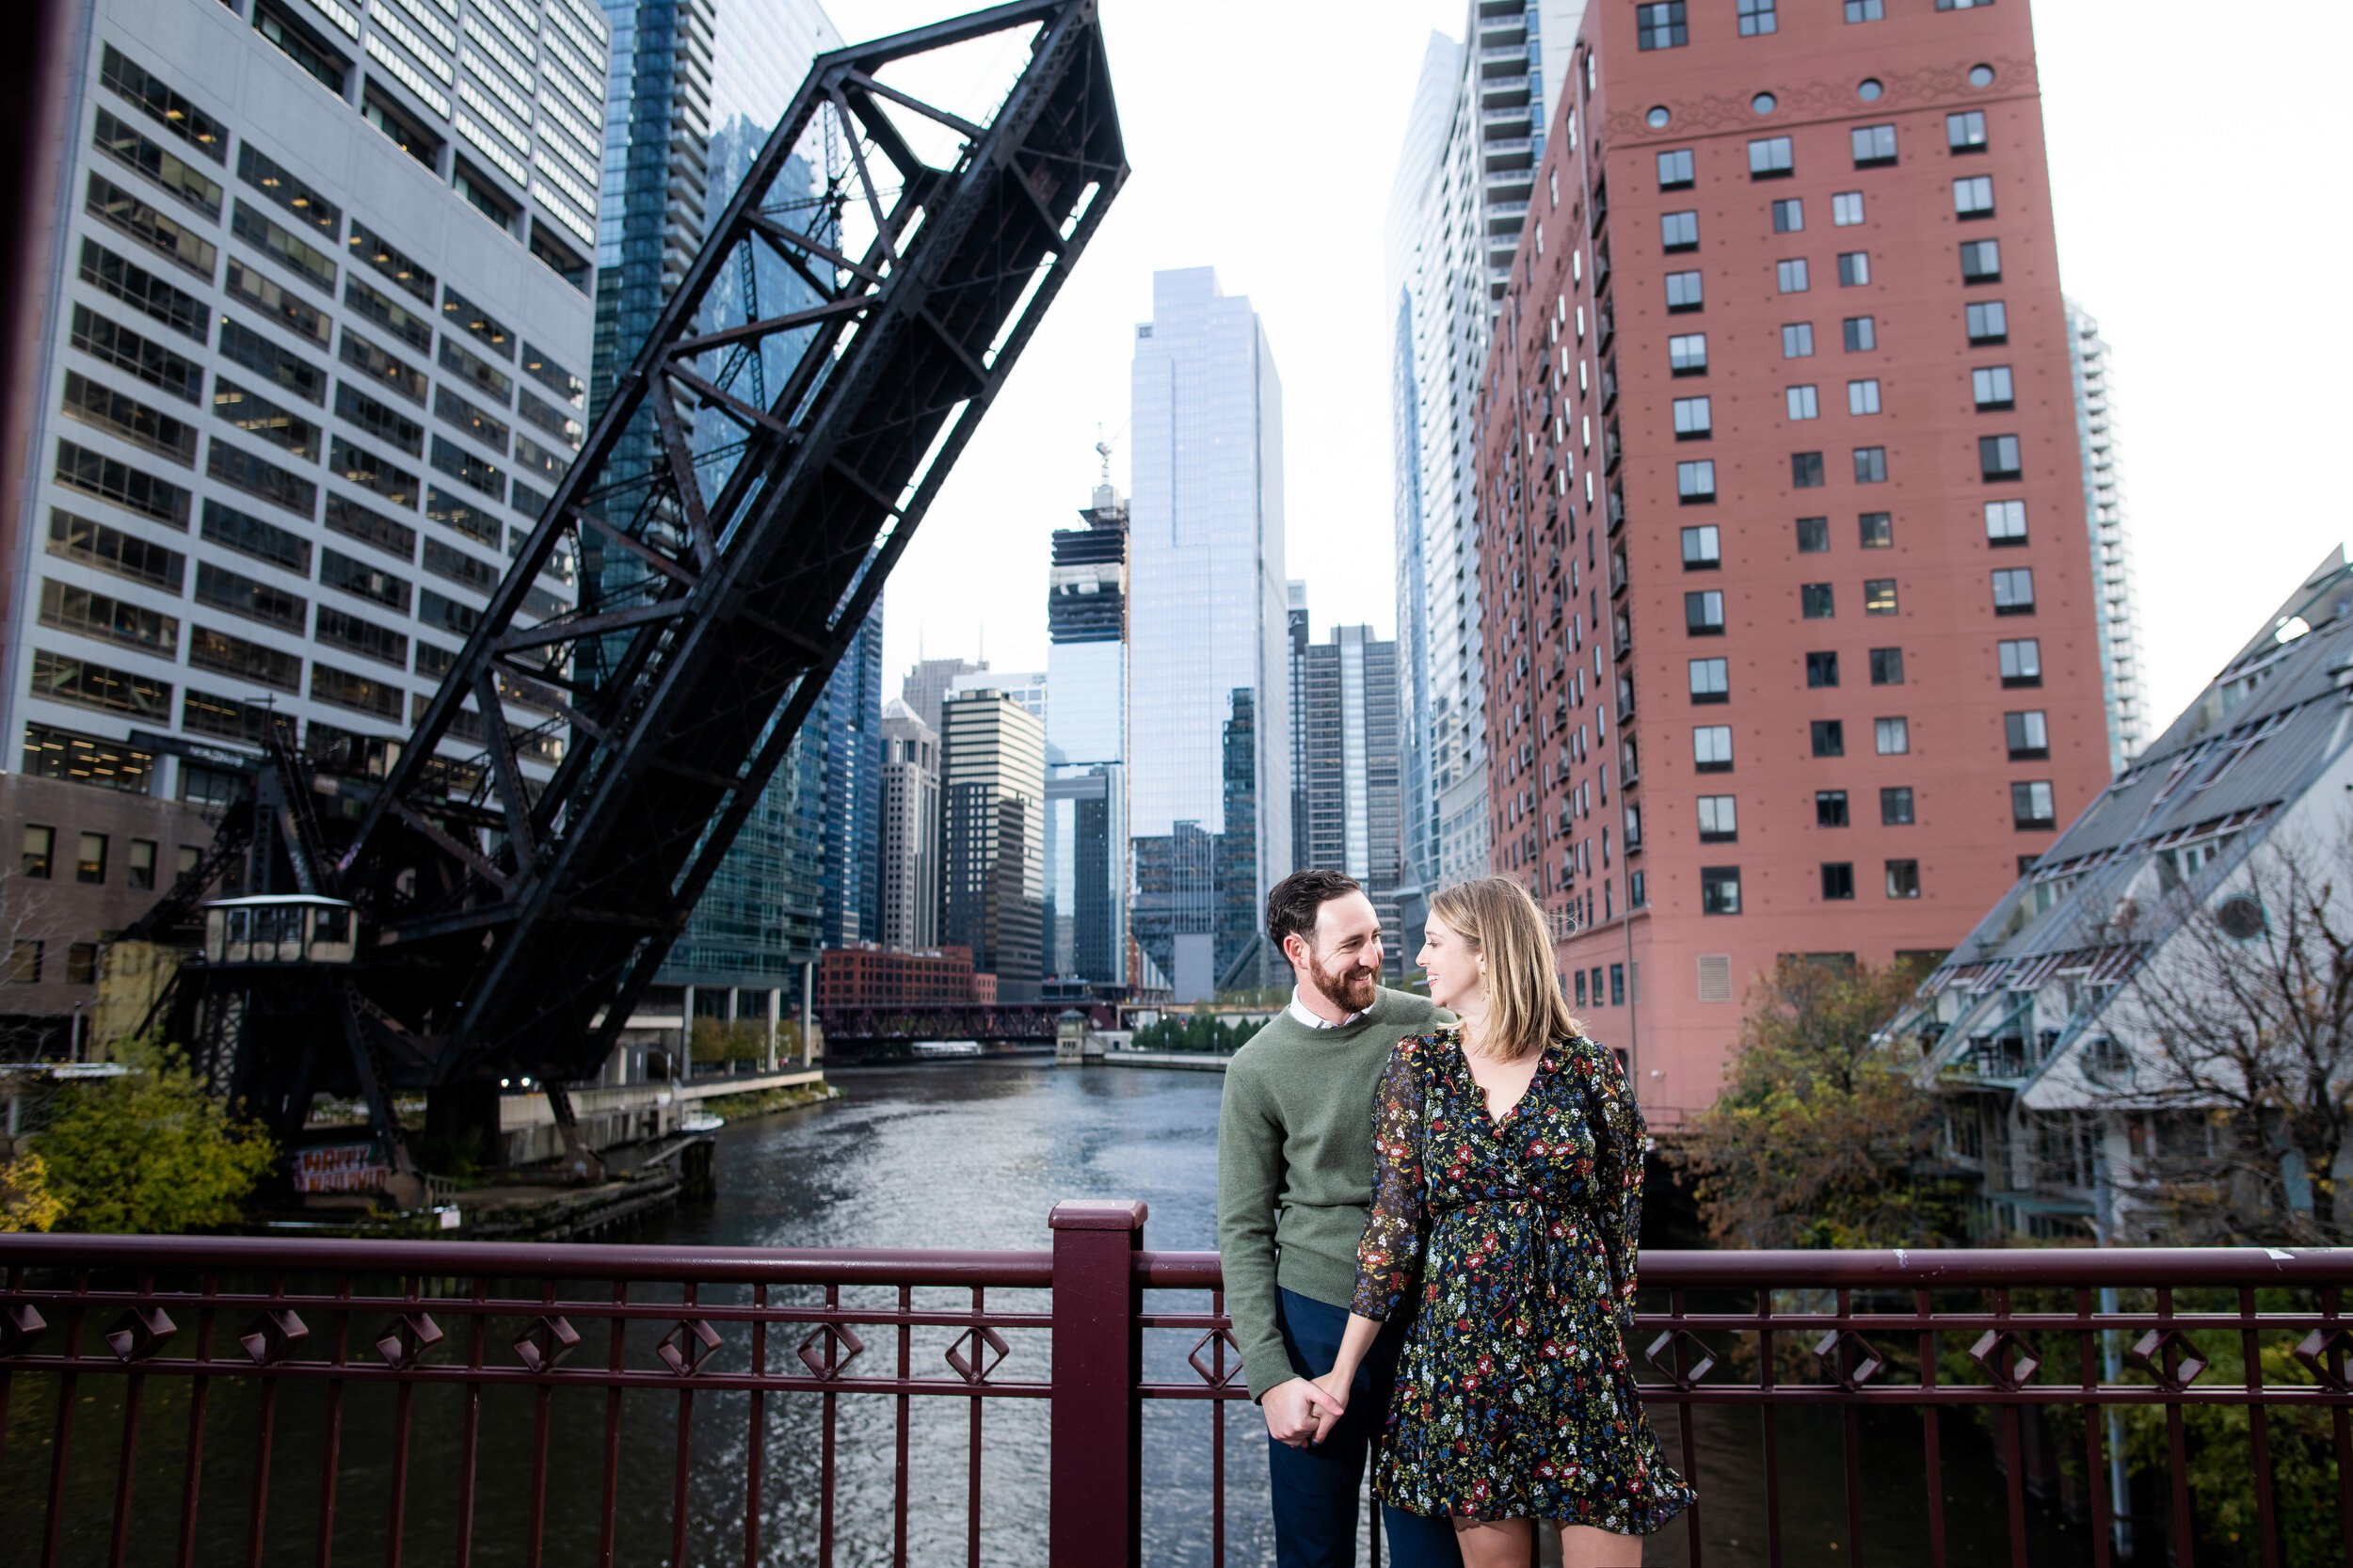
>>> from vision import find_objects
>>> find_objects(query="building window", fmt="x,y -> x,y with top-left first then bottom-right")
1967,300 -> 2009,344
2000,638 -> 2042,687
1817,791 -> 1850,826
128,838 -> 157,890
1822,862 -> 1856,900
1662,211 -> 1700,251
254,4 -> 348,95
1682,523 -> 1721,566
1771,197 -> 1804,233
1796,517 -> 1830,552
1670,334 -> 1708,375
22,826 -> 55,879
1885,859 -> 1921,898
1851,125 -> 1897,168
1666,270 -> 1704,312
1658,148 -> 1695,189
1973,365 -> 2015,409
1610,965 -> 1626,1005
1843,315 -> 1877,352
1694,726 -> 1734,772
453,164 -> 517,235
1846,0 -> 1883,18
1699,795 -> 1738,842
1686,589 -> 1726,633
1961,239 -> 2002,282
1986,499 -> 2027,544
1801,583 -> 1835,619
1638,2 -> 1689,49
1849,378 -> 1881,415
1980,434 -> 2023,481
1783,322 -> 1815,359
1834,251 -> 1871,288
1792,451 -> 1826,488
1751,135 -> 1793,176
1864,579 -> 1897,616
1858,512 -> 1893,549
361,88 -> 440,172
1806,650 -> 1839,687
1787,385 -> 1820,421
66,942 -> 99,984
1954,176 -> 1995,219
1738,0 -> 1778,33
77,831 -> 108,885
1812,718 -> 1845,757
1673,397 -> 1713,440
1575,969 -> 1587,1006
1948,109 -> 1989,152
1678,460 -> 1718,503
8,941 -> 42,984
1689,657 -> 1729,702
1702,866 -> 1742,914
1881,786 -> 1915,824
1777,258 -> 1810,294
2013,780 -> 2057,830
1875,716 -> 1911,755
1854,447 -> 1888,483
2006,711 -> 2050,759
1869,647 -> 1905,685
1833,191 -> 1865,226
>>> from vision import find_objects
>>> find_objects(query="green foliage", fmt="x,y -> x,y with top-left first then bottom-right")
1129,1006 -> 1255,1054
0,1153 -> 63,1232
690,1017 -> 769,1064
37,1040 -> 276,1233
1667,955 -> 1961,1248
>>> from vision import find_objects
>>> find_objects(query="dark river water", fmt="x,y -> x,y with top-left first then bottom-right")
0,1062 -> 2098,1565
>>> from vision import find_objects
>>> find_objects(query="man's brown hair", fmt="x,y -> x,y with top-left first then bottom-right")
1266,869 -> 1364,954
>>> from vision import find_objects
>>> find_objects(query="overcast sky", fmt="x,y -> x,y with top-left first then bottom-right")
839,0 -> 2353,738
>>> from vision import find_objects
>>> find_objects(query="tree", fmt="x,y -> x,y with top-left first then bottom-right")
0,1153 -> 62,1233
35,1039 -> 276,1233
1668,955 -> 1958,1248
2102,826 -> 2353,1245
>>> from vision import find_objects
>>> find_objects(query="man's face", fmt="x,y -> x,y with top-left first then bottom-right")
1289,893 -> 1383,1015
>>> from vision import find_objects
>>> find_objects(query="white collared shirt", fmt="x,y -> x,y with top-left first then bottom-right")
1289,985 -> 1368,1031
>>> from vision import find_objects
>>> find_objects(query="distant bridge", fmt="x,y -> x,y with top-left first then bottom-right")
818,1001 -> 1120,1048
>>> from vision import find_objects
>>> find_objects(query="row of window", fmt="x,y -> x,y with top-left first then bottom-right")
1697,789 -> 1919,840
1696,860 -> 1923,914
18,823 -> 175,888
1677,568 -> 2032,632
1642,0 -> 1992,54
1685,638 -> 2042,704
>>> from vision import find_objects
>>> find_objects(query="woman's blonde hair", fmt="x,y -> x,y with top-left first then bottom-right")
1428,877 -> 1582,1061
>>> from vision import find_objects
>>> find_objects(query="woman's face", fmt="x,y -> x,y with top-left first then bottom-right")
1417,918 -> 1483,1015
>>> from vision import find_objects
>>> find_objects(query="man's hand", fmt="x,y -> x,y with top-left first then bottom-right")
1261,1376 -> 1345,1448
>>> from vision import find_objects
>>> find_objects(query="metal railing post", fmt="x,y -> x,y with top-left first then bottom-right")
1048,1198 -> 1146,1568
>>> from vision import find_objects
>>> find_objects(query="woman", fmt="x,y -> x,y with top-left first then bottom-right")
1311,877 -> 1693,1567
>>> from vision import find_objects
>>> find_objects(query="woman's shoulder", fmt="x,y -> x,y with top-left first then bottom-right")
1391,1023 -> 1462,1062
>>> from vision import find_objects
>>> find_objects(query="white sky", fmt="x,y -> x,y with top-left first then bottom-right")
841,0 -> 2353,734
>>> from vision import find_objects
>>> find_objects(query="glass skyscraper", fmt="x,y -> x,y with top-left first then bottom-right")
1044,481 -> 1128,985
1128,267 -> 1289,1000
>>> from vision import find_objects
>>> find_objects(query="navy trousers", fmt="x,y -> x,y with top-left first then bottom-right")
1267,1288 -> 1462,1568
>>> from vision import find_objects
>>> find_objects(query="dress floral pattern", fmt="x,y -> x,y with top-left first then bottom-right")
1352,1027 -> 1695,1529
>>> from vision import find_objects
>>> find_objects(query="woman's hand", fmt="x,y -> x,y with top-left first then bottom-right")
1307,1368 -> 1352,1445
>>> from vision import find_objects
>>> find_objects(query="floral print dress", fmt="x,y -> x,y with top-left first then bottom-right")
1352,1027 -> 1695,1529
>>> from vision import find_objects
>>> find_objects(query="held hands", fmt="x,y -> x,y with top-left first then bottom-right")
1261,1376 -> 1347,1448
1307,1368 -> 1354,1445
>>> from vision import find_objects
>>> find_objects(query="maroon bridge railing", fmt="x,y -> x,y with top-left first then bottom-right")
1,1203 -> 2349,1567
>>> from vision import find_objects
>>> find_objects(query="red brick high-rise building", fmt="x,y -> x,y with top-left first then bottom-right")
1477,0 -> 2115,1120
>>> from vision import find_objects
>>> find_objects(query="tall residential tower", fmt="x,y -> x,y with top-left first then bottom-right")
1044,478 -> 1128,985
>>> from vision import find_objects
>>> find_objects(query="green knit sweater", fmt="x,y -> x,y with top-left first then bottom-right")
1216,985 -> 1450,1400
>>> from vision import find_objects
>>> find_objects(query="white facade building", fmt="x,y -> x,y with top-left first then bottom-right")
2065,298 -> 2145,773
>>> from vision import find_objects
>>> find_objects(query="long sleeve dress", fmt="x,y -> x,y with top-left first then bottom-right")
1351,1026 -> 1695,1529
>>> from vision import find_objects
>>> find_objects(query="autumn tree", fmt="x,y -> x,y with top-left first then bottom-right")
1668,955 -> 1958,1248
35,1038 -> 276,1233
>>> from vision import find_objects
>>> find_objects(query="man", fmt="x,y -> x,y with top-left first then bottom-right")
1217,869 -> 1461,1568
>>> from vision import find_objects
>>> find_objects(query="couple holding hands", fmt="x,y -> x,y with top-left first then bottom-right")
1217,871 -> 1695,1568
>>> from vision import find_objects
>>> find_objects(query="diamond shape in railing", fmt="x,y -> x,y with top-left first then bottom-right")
1,1301 -> 45,1357
1643,1327 -> 1717,1391
1189,1328 -> 1244,1390
2128,1327 -> 2208,1393
1967,1328 -> 2041,1392
104,1304 -> 176,1363
797,1320 -> 866,1381
238,1308 -> 309,1367
2294,1325 -> 2353,1392
374,1311 -> 444,1370
513,1315 -> 581,1374
945,1325 -> 1009,1384
1812,1327 -> 1885,1392
656,1319 -> 722,1377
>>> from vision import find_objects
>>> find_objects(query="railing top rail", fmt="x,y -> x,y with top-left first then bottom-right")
0,1232 -> 1053,1287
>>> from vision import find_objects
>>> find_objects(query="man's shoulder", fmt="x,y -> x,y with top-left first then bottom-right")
1370,986 -> 1451,1032
1226,1010 -> 1305,1074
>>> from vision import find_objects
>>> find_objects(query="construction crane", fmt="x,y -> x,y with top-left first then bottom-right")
122,0 -> 1126,1196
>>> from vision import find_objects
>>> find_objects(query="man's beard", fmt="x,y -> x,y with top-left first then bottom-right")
1311,951 -> 1379,1015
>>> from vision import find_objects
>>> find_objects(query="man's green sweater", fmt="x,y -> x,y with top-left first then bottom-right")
1216,985 -> 1449,1400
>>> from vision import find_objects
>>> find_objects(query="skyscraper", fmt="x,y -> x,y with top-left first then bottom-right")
1287,579 -> 1310,875
1127,266 -> 1290,1000
902,656 -> 984,733
2065,299 -> 2143,773
876,697 -> 939,951
1044,479 -> 1128,984
1389,5 -> 1588,893
1299,625 -> 1404,976
939,688 -> 1046,1001
0,0 -> 604,822
1482,0 -> 2117,1119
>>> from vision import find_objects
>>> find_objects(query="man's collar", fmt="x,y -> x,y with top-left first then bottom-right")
1289,984 -> 1369,1030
